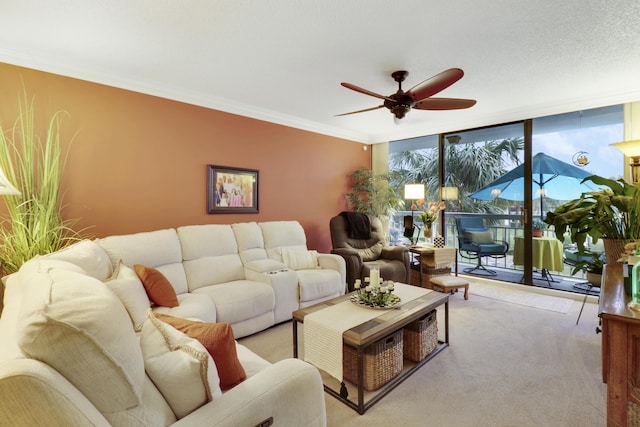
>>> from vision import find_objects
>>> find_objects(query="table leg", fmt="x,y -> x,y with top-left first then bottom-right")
293,320 -> 299,358
444,300 -> 449,344
357,346 -> 364,414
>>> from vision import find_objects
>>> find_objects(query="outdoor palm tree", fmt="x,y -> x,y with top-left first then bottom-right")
389,137 -> 524,214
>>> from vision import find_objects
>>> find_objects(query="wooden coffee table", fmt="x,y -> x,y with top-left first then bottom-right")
293,286 -> 449,414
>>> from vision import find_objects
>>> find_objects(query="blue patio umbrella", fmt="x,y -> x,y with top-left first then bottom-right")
469,152 -> 601,216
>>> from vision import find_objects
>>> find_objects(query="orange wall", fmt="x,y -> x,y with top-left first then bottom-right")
0,63 -> 370,253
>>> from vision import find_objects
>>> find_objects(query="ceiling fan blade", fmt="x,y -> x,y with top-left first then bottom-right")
340,82 -> 395,102
335,105 -> 385,116
406,68 -> 464,102
414,98 -> 477,110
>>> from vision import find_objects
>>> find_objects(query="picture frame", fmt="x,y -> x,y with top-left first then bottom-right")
207,165 -> 259,214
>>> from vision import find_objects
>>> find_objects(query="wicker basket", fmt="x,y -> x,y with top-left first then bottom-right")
343,329 -> 403,391
403,310 -> 438,362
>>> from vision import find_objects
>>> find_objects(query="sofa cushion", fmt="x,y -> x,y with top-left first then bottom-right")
134,264 -> 180,308
155,314 -> 246,390
16,264 -> 145,413
296,269 -> 343,302
177,224 -> 246,291
283,249 -> 319,270
96,229 -> 189,294
140,311 -> 221,419
232,222 -> 269,264
105,261 -> 150,331
41,239 -> 113,281
152,293 -> 217,323
192,281 -> 275,325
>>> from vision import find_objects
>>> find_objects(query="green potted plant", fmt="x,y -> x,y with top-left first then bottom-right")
532,218 -> 546,237
344,167 -> 404,220
544,175 -> 640,263
0,91 -> 85,276
569,251 -> 605,287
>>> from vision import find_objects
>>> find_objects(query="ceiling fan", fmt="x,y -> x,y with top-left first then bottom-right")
337,68 -> 476,121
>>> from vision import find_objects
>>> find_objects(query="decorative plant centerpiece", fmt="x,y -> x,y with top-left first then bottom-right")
418,200 -> 445,240
351,278 -> 401,309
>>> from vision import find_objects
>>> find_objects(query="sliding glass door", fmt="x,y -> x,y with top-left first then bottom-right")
441,121 -> 532,284
389,104 -> 624,291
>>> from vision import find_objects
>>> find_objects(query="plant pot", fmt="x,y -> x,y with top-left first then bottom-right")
532,230 -> 543,237
585,271 -> 602,287
603,238 -> 632,265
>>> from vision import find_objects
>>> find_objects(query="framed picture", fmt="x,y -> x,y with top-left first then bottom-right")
207,165 -> 259,214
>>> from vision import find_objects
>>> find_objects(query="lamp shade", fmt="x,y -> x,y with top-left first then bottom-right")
404,184 -> 424,200
0,167 -> 20,196
611,140 -> 640,157
441,186 -> 458,200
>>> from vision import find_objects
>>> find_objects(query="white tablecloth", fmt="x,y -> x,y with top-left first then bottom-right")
303,283 -> 429,381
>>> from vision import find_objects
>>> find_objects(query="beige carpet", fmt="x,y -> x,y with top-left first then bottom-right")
469,281 -> 575,313
239,281 -> 606,427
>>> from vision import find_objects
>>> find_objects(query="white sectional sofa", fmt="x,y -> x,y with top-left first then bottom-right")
0,220 -> 344,426
96,220 -> 346,338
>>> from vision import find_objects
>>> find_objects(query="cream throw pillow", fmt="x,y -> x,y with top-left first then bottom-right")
140,310 -> 222,419
105,261 -> 151,331
17,267 -> 145,413
282,249 -> 319,270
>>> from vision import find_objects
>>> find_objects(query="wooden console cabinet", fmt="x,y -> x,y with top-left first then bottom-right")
600,262 -> 640,426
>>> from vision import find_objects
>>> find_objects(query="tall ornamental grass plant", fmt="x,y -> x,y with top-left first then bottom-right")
0,92 -> 83,275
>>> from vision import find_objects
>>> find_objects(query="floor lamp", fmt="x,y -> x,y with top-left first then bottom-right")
0,167 -> 21,196
611,140 -> 640,184
404,183 -> 424,245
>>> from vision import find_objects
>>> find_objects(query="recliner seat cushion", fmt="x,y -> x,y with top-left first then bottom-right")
192,281 -> 275,325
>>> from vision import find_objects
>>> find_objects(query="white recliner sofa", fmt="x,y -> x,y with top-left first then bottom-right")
0,220 -> 344,426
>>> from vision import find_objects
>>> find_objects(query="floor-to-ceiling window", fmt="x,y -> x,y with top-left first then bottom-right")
389,104 -> 624,293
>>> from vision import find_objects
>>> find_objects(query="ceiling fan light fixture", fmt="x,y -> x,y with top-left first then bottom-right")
391,104 -> 410,119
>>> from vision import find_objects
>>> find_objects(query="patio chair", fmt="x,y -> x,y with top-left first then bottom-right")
455,217 -> 509,276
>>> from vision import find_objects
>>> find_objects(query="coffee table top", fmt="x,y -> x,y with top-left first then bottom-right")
293,285 -> 448,347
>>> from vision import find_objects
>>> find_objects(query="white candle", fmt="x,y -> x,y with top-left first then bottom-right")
370,268 -> 380,287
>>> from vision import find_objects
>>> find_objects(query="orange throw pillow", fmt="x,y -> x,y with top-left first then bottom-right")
134,264 -> 179,308
154,314 -> 246,390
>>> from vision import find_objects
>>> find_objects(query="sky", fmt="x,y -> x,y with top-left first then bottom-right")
532,123 -> 624,180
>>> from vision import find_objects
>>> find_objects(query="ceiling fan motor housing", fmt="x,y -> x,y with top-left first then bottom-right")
384,94 -> 415,119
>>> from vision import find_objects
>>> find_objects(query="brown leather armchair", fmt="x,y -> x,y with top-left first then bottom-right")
329,212 -> 410,292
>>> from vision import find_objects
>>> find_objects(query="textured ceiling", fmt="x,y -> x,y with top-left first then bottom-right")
1,1 -> 640,144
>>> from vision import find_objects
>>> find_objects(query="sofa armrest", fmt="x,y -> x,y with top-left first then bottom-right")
331,248 -> 363,292
317,253 -> 346,286
0,358 -> 111,427
173,359 -> 326,427
380,245 -> 409,262
244,268 -> 299,324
